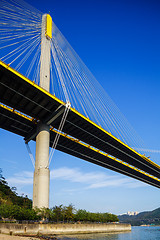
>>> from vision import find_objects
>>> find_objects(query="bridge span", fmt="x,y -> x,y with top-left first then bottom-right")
0,59 -> 160,191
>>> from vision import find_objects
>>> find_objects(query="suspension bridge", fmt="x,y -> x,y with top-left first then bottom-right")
0,0 -> 160,209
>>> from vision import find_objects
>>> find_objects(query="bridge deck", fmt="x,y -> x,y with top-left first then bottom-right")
0,103 -> 160,188
0,60 -> 160,187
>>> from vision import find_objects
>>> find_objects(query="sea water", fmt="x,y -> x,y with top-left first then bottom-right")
59,226 -> 160,240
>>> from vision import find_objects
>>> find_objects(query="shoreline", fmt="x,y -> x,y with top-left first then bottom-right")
0,233 -> 39,240
0,230 -> 132,240
0,233 -> 56,240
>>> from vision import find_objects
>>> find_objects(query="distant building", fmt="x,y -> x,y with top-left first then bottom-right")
127,211 -> 139,216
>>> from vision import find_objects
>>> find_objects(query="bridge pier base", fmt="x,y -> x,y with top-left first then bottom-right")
33,123 -> 50,208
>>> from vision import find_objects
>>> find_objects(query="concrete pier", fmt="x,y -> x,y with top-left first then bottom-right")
33,14 -> 52,209
33,123 -> 50,208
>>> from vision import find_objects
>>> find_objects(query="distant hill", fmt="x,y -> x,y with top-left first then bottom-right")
0,169 -> 32,208
118,208 -> 160,226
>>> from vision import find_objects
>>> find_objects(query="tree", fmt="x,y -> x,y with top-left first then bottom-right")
61,206 -> 66,223
52,205 -> 63,222
0,169 -> 7,185
75,209 -> 88,222
38,207 -> 51,221
0,204 -> 40,220
65,204 -> 74,222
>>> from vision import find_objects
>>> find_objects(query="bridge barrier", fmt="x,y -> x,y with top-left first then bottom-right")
0,222 -> 131,235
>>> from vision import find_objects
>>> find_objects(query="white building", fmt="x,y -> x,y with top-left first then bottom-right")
127,211 -> 139,216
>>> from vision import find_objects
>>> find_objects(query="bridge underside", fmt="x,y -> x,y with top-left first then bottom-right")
0,60 -> 160,188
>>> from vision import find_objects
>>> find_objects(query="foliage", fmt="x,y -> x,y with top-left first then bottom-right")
65,204 -> 75,222
0,204 -> 39,220
0,169 -> 118,222
0,202 -> 118,222
33,204 -> 118,223
0,169 -> 32,208
74,209 -> 118,223
52,204 -> 63,222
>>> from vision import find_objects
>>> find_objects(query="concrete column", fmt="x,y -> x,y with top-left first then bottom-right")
33,123 -> 50,208
33,14 -> 52,209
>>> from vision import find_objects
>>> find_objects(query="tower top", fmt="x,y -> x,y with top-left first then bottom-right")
46,14 -> 52,39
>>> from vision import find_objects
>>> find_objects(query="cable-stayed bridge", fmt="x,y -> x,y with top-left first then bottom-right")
0,0 -> 160,208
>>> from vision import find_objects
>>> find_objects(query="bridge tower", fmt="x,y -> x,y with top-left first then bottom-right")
33,14 -> 52,209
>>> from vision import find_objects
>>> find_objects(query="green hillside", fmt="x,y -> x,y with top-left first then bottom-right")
0,169 -> 40,220
119,208 -> 160,226
0,169 -> 32,208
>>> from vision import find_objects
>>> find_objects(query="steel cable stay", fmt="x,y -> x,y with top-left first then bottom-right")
1,35 -> 40,64
0,0 -> 42,81
0,32 -> 40,50
52,43 -> 131,145
24,102 -> 71,169
25,142 -> 35,167
0,0 -> 42,20
16,37 -> 41,71
50,22 -> 145,151
134,148 -> 160,154
58,48 -> 143,149
48,101 -> 71,167
51,42 -> 70,102
51,40 -> 90,119
26,44 -> 41,79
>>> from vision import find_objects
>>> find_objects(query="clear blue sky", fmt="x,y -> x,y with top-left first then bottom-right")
1,0 -> 160,215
